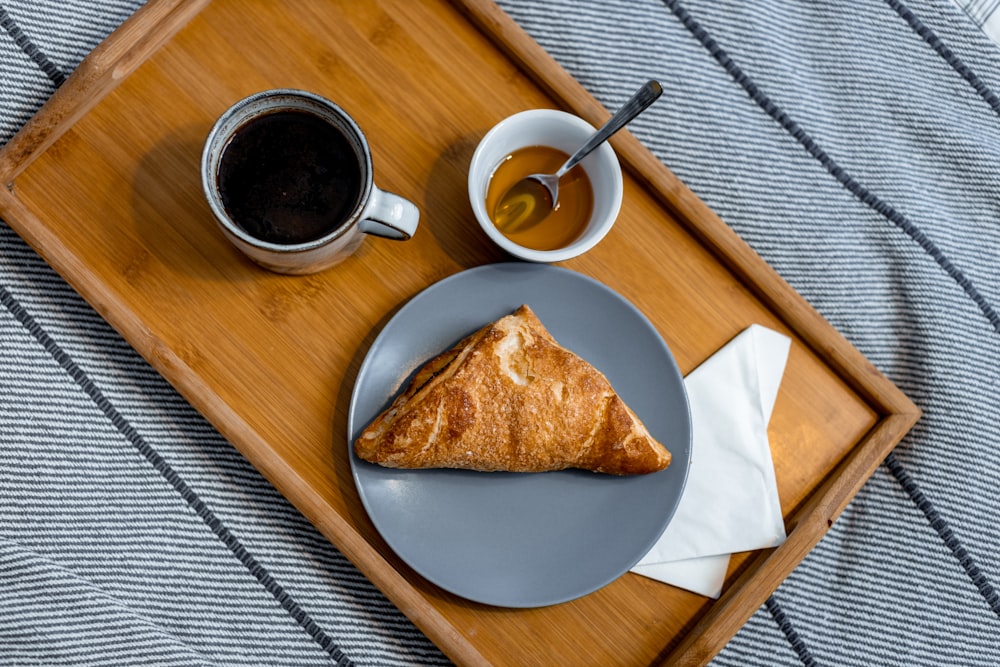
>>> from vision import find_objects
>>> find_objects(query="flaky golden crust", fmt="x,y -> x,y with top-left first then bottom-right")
354,305 -> 671,475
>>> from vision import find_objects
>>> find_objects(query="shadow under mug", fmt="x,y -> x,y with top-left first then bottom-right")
201,89 -> 419,274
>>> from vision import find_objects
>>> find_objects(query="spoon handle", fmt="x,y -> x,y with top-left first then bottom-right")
555,80 -> 663,178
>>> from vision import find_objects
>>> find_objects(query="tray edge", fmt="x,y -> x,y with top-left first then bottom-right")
0,0 -> 208,184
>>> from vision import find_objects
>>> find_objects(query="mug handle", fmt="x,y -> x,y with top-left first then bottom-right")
358,188 -> 420,240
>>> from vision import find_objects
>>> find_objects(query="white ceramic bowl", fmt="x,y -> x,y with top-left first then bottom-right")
468,109 -> 623,262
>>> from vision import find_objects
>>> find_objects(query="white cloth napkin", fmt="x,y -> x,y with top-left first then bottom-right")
631,324 -> 791,598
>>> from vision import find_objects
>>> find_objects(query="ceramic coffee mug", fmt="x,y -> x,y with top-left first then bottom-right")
202,89 -> 419,274
468,109 -> 623,263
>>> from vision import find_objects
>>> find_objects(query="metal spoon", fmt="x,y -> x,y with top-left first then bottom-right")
493,80 -> 663,233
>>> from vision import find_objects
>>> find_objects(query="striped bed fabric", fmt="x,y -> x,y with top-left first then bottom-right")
1,0 -> 998,665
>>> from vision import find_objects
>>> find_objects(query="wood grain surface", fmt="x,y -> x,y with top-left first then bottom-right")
0,1 -> 919,665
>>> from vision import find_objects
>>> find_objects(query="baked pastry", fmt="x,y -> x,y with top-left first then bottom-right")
354,305 -> 671,475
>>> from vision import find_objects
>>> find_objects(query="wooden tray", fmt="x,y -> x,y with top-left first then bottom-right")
0,1 -> 919,664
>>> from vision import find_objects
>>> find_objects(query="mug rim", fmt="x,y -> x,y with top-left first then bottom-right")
201,88 -> 375,253
468,108 -> 623,263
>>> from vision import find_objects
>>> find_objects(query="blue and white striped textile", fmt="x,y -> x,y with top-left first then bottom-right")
2,0 -> 998,665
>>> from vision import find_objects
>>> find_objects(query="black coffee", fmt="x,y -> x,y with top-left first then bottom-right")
217,110 -> 363,245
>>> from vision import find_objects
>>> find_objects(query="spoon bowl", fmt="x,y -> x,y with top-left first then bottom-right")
493,80 -> 663,232
492,175 -> 555,232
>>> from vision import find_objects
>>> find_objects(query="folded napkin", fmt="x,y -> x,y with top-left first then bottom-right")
631,324 -> 791,598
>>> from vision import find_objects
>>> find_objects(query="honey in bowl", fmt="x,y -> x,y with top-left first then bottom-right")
485,145 -> 594,251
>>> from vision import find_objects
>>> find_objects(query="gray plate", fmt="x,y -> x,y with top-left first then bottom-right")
348,263 -> 692,607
